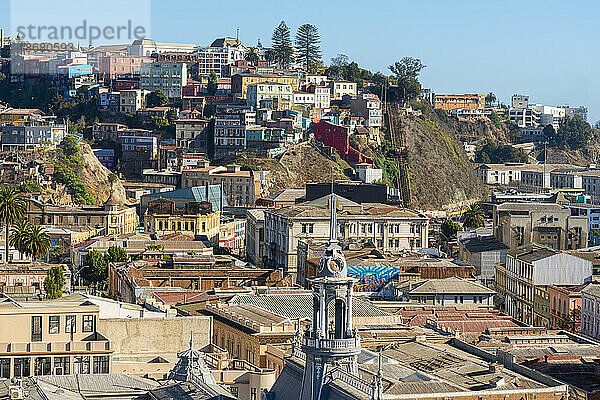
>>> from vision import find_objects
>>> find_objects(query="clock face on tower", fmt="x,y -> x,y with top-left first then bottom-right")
327,258 -> 342,273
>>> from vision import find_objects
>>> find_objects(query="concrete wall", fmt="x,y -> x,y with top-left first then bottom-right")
99,316 -> 212,359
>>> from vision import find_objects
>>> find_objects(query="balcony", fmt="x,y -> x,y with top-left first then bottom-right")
302,336 -> 361,352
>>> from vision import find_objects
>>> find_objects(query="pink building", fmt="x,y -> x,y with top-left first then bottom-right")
99,55 -> 154,79
548,283 -> 590,332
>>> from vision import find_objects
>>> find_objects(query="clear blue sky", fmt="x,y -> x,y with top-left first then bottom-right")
2,0 -> 600,122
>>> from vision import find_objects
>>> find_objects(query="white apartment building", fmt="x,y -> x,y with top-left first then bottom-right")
292,91 -> 315,107
140,62 -> 188,98
196,37 -> 247,77
246,82 -> 293,109
497,244 -> 592,325
304,74 -> 327,86
128,38 -> 196,56
350,94 -> 382,127
581,284 -> 600,340
559,105 -> 588,121
474,163 -> 523,185
312,86 -> 331,109
356,163 -> 383,183
530,104 -> 566,130
328,81 -> 357,100
509,107 -> 540,128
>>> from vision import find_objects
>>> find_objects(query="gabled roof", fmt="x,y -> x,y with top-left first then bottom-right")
507,243 -> 559,262
408,277 -> 495,295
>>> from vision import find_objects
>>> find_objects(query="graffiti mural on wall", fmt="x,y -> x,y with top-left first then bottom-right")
347,264 -> 402,292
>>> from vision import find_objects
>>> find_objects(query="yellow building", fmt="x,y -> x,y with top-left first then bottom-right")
434,93 -> 486,111
119,89 -> 149,114
231,73 -> 300,99
0,108 -> 45,126
144,198 -> 220,244
0,299 -> 112,378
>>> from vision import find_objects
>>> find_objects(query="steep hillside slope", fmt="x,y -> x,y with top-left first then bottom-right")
401,115 -> 488,208
236,142 -> 349,196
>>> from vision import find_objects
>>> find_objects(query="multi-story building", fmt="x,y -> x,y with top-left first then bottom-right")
328,80 -> 357,100
406,277 -> 495,306
119,89 -> 149,114
581,283 -> 600,340
530,104 -> 566,130
308,85 -> 331,109
213,109 -> 256,155
547,283 -> 588,332
143,198 -> 220,244
0,298 -> 112,379
559,105 -> 588,121
26,197 -> 138,236
175,118 -> 210,150
99,91 -> 121,111
0,108 -> 44,126
195,37 -> 247,77
264,194 -> 429,276
350,94 -> 382,127
181,164 -> 259,207
313,120 -> 373,164
1,123 -> 67,151
493,202 -> 588,250
140,62 -> 188,98
496,243 -> 592,325
119,134 -> 158,158
246,82 -> 293,109
458,234 -> 508,284
246,209 -> 265,267
434,94 -> 485,111
231,73 -> 300,99
509,107 -> 540,127
245,126 -> 299,148
292,90 -> 315,107
98,55 -> 154,79
127,38 -> 196,57
511,94 -> 530,109
92,122 -> 128,140
218,216 -> 246,256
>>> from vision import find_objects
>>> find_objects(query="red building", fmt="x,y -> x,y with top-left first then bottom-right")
313,120 -> 373,164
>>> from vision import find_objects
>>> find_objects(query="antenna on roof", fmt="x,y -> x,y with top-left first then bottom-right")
236,27 -> 239,42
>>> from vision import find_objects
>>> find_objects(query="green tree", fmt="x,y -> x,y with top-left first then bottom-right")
295,24 -> 321,72
166,108 -> 178,123
48,245 -> 69,264
474,141 -> 528,164
10,221 -> 51,261
0,187 -> 26,264
145,90 -> 169,108
44,265 -> 66,299
207,71 -> 218,96
18,180 -> 42,193
60,135 -> 80,158
441,219 -> 462,239
81,249 -> 108,288
462,204 -> 485,229
389,57 -> 426,104
271,21 -> 294,68
554,116 -> 595,150
485,92 -> 497,106
104,245 -> 128,264
245,47 -> 260,65
543,124 -> 556,143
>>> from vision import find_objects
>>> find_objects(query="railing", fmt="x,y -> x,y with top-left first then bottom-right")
330,368 -> 374,396
302,336 -> 360,350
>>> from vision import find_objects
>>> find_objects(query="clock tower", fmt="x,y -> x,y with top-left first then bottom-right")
299,194 -> 361,400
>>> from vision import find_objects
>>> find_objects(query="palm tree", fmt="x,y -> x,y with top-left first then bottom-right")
0,187 -> 26,263
462,203 -> 485,229
10,221 -> 51,261
245,47 -> 260,65
9,220 -> 32,259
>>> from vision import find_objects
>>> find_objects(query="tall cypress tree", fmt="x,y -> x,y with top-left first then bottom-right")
271,21 -> 293,68
295,24 -> 321,72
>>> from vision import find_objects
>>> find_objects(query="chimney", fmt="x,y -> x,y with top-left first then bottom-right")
205,181 -> 209,200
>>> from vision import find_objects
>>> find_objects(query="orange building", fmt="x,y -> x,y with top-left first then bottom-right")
434,93 -> 485,111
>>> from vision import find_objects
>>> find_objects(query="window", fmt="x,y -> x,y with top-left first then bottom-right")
34,357 -> 51,376
74,356 -> 90,374
54,357 -> 70,375
82,315 -> 95,333
14,358 -> 30,377
251,388 -> 258,400
65,315 -> 76,333
49,316 -> 60,334
231,387 -> 239,397
0,358 -> 9,379
93,356 -> 109,374
31,316 -> 42,342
